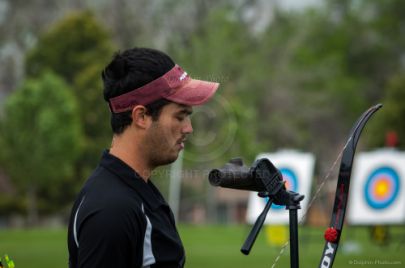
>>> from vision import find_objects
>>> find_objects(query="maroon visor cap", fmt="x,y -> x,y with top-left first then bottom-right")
108,64 -> 220,113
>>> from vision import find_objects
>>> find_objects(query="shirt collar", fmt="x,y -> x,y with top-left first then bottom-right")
99,150 -> 166,210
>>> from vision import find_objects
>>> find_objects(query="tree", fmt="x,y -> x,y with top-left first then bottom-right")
367,73 -> 405,149
73,63 -> 112,173
169,8 -> 260,166
0,72 -> 83,225
25,10 -> 114,84
25,10 -> 116,178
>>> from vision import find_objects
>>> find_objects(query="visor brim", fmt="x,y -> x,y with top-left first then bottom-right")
164,79 -> 219,106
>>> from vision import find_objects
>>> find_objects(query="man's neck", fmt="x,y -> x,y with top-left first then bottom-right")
109,136 -> 152,182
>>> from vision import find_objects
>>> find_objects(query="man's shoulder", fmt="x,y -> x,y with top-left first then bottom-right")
77,165 -> 144,213
74,179 -> 147,229
84,165 -> 132,193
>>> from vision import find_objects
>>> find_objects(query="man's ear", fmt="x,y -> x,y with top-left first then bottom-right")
131,105 -> 151,129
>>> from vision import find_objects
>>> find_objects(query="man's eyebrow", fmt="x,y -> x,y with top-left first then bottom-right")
177,108 -> 193,115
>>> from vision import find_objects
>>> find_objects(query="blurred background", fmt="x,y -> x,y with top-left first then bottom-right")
0,0 -> 404,267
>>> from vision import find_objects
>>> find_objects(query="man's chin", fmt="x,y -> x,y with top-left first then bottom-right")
167,153 -> 180,164
152,153 -> 180,167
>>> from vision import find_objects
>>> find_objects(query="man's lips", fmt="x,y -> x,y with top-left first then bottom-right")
178,142 -> 184,149
177,138 -> 186,149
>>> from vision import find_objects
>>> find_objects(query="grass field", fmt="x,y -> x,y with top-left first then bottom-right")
0,225 -> 404,267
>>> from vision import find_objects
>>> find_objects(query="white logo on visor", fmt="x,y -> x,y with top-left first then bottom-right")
179,72 -> 188,81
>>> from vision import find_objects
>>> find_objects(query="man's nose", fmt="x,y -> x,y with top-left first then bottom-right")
182,118 -> 193,134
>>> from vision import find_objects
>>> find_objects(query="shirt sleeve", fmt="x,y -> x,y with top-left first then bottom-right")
75,202 -> 147,268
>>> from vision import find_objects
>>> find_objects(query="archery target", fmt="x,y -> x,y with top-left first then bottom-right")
348,149 -> 405,225
364,167 -> 400,210
271,168 -> 299,210
246,150 -> 315,224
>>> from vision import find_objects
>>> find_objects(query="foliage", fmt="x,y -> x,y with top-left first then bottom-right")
73,64 -> 112,174
25,10 -> 116,179
170,8 -> 261,166
254,9 -> 369,165
0,72 -> 83,216
367,73 -> 405,149
167,2 -> 405,218
25,10 -> 114,83
355,0 -> 405,149
1,0 -> 405,220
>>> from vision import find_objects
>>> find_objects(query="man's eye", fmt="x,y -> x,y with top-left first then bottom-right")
176,116 -> 185,121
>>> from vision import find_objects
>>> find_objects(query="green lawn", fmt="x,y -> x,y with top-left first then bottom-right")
0,225 -> 404,267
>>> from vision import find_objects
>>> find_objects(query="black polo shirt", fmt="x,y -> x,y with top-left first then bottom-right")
68,150 -> 185,268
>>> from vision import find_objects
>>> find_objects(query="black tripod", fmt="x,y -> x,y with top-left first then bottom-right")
209,157 -> 305,268
241,191 -> 304,268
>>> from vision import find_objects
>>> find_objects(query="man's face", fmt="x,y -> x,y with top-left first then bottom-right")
144,102 -> 193,167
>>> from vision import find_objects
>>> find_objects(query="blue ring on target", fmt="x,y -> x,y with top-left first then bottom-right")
265,168 -> 298,210
364,166 -> 400,210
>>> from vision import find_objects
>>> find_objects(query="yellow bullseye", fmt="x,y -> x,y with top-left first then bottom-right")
374,179 -> 390,199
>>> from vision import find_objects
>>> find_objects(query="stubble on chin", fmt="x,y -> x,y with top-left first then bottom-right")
149,148 -> 179,168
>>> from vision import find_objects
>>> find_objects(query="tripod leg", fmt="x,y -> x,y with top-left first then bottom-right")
241,198 -> 273,255
289,208 -> 299,268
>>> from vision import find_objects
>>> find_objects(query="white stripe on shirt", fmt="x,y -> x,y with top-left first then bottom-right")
73,196 -> 86,248
141,203 -> 156,267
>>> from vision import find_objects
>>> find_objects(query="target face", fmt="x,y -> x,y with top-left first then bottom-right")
364,166 -> 400,210
269,168 -> 298,210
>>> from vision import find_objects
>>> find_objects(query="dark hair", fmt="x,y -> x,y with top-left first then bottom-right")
102,48 -> 174,134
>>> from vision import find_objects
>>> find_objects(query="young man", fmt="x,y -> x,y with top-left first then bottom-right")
67,48 -> 219,268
